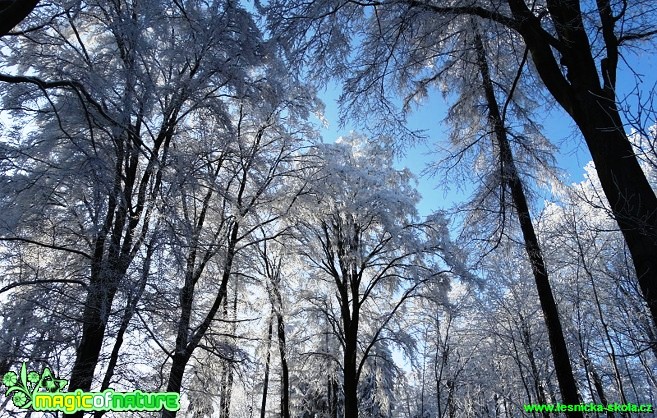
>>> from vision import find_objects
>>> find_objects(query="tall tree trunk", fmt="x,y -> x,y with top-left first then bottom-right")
340,270 -> 361,418
161,222 -> 239,418
220,285 -> 239,418
510,330 -> 537,417
93,241 -> 155,418
518,315 -> 550,418
260,313 -> 274,418
343,330 -> 359,418
581,352 -> 614,418
275,307 -> 290,418
64,271 -> 123,418
268,276 -> 290,418
66,118 -> 166,418
507,0 -> 657,330
219,362 -> 234,418
474,31 -> 582,413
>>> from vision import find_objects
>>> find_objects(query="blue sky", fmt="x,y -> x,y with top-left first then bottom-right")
316,46 -> 657,218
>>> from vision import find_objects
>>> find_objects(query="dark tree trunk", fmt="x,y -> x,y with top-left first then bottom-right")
220,286 -> 239,418
507,0 -> 657,331
0,0 -> 39,37
64,274 -> 122,418
268,275 -> 290,418
161,222 -> 239,418
474,31 -> 582,413
343,331 -> 359,418
92,243 -> 154,418
275,308 -> 290,418
262,243 -> 291,418
583,354 -> 614,418
65,118 -> 168,418
260,313 -> 274,418
100,241 -> 154,391
342,281 -> 360,418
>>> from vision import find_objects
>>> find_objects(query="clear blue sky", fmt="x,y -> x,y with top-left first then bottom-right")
317,46 -> 657,218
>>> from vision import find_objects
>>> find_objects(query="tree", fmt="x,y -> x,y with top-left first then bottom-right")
260,0 -> 657,332
471,27 -> 580,411
540,162 -> 657,411
0,0 -> 309,412
159,91 -> 312,417
290,135 -> 456,417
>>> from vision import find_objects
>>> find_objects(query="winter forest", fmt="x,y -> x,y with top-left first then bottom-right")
1,0 -> 657,417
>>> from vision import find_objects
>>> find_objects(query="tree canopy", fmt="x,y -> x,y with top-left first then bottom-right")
1,1 -> 656,417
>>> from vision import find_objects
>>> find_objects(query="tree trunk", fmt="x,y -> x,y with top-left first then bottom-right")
583,353 -> 614,418
101,241 -> 154,391
341,271 -> 360,418
220,286 -> 239,418
268,273 -> 290,418
0,0 -> 40,37
343,331 -> 359,418
260,313 -> 273,418
474,31 -> 582,413
64,277 -> 121,418
275,309 -> 290,418
92,243 -> 154,418
507,0 -> 657,330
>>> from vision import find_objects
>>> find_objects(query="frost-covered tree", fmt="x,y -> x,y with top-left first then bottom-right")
259,0 -> 657,332
157,89 -> 315,418
0,2 -> 318,416
539,161 -> 657,411
289,135 -> 456,417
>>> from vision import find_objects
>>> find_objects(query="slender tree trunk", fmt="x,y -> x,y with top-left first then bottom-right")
220,285 -> 239,418
582,353 -> 614,418
93,242 -> 154,418
161,223 -> 239,418
219,362 -> 234,418
580,241 -> 629,413
101,241 -> 154,390
519,318 -> 550,418
328,375 -> 339,418
260,313 -> 274,418
446,379 -> 455,418
510,331 -> 537,418
263,245 -> 290,418
474,31 -> 581,413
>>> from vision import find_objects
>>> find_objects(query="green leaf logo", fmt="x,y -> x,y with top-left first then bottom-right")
1,362 -> 68,410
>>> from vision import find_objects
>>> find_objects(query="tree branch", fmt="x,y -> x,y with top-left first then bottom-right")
0,237 -> 91,259
0,278 -> 87,294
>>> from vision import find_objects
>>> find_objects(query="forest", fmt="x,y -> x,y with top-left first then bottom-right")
0,0 -> 656,417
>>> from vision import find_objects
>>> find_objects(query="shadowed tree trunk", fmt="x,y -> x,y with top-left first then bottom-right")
274,292 -> 290,418
260,312 -> 274,418
503,0 -> 657,330
473,30 -> 582,413
260,236 -> 291,418
0,0 -> 39,37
